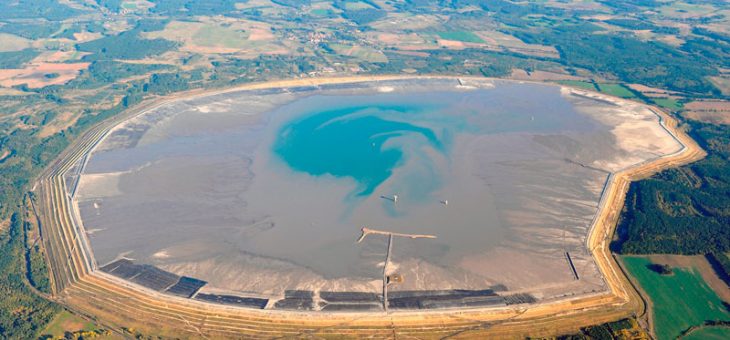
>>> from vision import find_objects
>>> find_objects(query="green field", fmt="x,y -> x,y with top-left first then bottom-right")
328,43 -> 388,63
659,2 -> 718,18
623,256 -> 730,340
40,310 -> 97,337
344,1 -> 374,10
683,326 -> 730,340
193,25 -> 249,49
597,83 -> 636,98
311,8 -> 331,16
653,97 -> 683,111
436,31 -> 484,43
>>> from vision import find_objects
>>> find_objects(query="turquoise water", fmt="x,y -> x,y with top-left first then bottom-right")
273,105 -> 445,196
271,86 -> 596,199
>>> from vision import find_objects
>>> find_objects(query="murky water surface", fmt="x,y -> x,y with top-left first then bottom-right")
76,80 -> 671,295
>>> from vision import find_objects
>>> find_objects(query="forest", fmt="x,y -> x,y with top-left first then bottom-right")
0,49 -> 41,69
0,213 -> 59,338
76,30 -> 178,60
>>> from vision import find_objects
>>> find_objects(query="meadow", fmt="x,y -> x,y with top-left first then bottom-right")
596,83 -> 636,99
622,256 -> 730,339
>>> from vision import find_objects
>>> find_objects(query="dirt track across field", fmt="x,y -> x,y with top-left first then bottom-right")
33,75 -> 706,338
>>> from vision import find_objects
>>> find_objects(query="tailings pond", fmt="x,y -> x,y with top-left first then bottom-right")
72,78 -> 682,309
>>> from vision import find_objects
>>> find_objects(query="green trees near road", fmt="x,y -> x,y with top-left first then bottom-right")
0,213 -> 59,338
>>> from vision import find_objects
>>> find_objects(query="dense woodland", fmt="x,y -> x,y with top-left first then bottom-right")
0,213 -> 59,338
0,49 -> 41,69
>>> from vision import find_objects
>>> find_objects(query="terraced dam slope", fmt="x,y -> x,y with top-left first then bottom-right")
34,76 -> 705,338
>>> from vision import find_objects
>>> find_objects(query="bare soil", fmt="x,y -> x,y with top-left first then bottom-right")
683,100 -> 730,125
0,62 -> 89,88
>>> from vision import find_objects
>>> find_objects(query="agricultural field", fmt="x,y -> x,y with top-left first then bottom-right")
327,43 -> 388,62
652,97 -> 683,111
39,310 -> 98,338
0,33 -> 32,52
683,326 -> 730,340
476,30 -> 559,58
596,83 -> 636,99
144,20 -> 268,54
436,31 -> 484,43
682,100 -> 730,125
622,256 -> 730,340
0,62 -> 89,88
658,2 -> 721,19
709,75 -> 730,96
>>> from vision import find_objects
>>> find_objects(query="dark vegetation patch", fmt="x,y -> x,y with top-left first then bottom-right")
536,318 -> 646,340
598,0 -> 663,13
101,0 -> 239,16
96,0 -> 124,12
55,22 -> 106,40
67,61 -> 172,89
0,22 -> 61,40
272,0 -> 311,8
693,27 -> 730,45
514,27 -> 719,94
341,8 -> 387,25
212,55 -> 318,80
604,18 -> 679,34
0,0 -> 87,21
0,49 -> 40,69
0,213 -> 60,338
378,48 -> 520,77
445,0 -> 723,94
681,37 -> 730,69
706,252 -> 730,287
148,0 -> 240,17
24,199 -> 51,295
646,263 -> 674,275
76,30 -> 178,60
